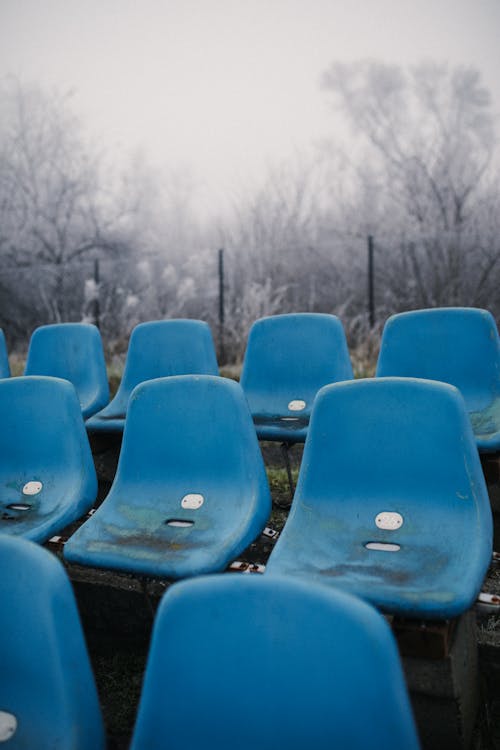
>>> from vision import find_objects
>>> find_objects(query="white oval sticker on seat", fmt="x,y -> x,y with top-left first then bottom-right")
0,711 -> 17,742
288,400 -> 306,411
375,511 -> 403,530
22,481 -> 42,496
181,494 -> 204,510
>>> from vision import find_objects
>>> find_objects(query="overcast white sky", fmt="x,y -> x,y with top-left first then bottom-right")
1,0 -> 499,219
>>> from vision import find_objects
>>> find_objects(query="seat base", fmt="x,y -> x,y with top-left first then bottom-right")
86,415 -> 126,434
401,610 -> 478,750
253,415 -> 308,443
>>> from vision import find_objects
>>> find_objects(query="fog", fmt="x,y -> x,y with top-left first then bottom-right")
0,1 -> 499,362
1,0 -> 498,219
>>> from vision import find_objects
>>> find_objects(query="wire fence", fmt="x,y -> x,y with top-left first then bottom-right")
0,238 -> 381,361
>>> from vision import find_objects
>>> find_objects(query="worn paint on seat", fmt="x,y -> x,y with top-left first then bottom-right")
266,378 -> 493,619
65,375 -> 271,578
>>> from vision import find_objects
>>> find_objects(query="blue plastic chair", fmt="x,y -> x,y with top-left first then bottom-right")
266,378 -> 493,620
64,375 -> 271,577
0,328 -> 10,378
130,575 -> 420,750
86,319 -> 219,433
24,323 -> 109,419
0,377 -> 97,543
0,535 -> 105,749
377,307 -> 500,452
240,313 -> 353,443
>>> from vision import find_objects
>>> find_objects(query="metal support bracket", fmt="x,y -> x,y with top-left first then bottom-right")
47,535 -> 67,546
476,591 -> 500,616
280,441 -> 295,499
262,526 -> 280,540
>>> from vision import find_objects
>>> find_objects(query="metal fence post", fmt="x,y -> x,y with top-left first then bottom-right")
368,235 -> 375,328
218,248 -> 225,363
94,258 -> 100,330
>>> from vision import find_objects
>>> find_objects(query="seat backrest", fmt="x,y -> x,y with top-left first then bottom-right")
301,377 -> 490,512
113,374 -> 269,524
0,328 -> 10,378
0,376 -> 97,522
240,313 -> 353,416
0,535 -> 105,749
25,323 -> 109,417
0,375 -> 94,479
64,375 -> 271,577
110,319 -> 219,414
376,307 -> 500,410
130,575 -> 420,750
295,378 -> 492,612
266,377 -> 492,618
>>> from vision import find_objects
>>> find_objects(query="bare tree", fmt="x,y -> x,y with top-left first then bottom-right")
0,79 -> 131,335
321,61 -> 500,310
214,151 -> 355,356
91,154 -> 220,347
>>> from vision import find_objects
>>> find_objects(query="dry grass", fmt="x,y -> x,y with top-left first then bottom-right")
8,353 -> 26,377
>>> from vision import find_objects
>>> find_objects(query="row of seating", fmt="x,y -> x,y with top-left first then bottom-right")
3,307 -> 500,449
0,535 -> 420,749
0,372 -> 492,622
1,309 -> 495,747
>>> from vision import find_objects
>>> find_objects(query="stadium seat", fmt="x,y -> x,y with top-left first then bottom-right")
0,328 -> 10,378
240,313 -> 353,443
0,535 -> 105,749
64,375 -> 271,577
376,307 -> 500,452
24,323 -> 109,419
0,377 -> 97,543
266,378 -> 493,620
130,575 -> 420,750
86,319 -> 219,433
